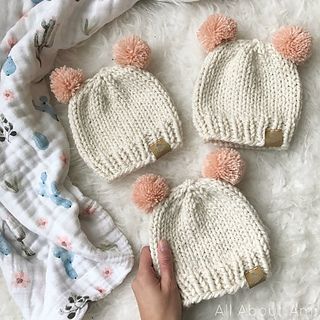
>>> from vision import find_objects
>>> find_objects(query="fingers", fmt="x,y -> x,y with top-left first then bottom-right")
157,239 -> 175,290
134,246 -> 158,286
133,241 -> 177,294
138,246 -> 153,273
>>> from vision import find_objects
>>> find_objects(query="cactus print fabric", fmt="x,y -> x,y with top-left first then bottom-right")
0,0 -> 138,319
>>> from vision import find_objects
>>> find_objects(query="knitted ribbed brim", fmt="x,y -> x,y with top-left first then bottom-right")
68,66 -> 182,181
193,40 -> 302,149
150,178 -> 271,306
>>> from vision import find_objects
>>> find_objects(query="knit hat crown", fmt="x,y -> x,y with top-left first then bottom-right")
132,148 -> 271,306
193,14 -> 312,149
50,36 -> 182,181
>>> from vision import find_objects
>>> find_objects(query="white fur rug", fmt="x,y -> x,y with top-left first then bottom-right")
1,0 -> 320,319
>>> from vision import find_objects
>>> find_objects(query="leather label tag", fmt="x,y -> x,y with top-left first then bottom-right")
264,128 -> 283,147
149,138 -> 171,159
245,266 -> 266,288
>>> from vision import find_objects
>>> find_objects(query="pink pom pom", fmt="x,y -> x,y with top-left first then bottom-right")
197,14 -> 237,53
132,174 -> 169,213
202,148 -> 245,185
272,26 -> 312,64
113,36 -> 151,69
50,66 -> 85,103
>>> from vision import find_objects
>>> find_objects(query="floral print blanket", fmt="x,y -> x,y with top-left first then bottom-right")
0,0 -> 138,319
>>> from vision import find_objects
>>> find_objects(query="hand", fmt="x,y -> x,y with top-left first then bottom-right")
132,240 -> 182,320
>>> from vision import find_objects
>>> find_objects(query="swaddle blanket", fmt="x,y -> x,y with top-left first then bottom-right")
0,0 -> 140,319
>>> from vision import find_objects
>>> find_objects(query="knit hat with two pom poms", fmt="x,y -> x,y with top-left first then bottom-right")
193,14 -> 312,149
50,36 -> 182,182
132,148 -> 271,306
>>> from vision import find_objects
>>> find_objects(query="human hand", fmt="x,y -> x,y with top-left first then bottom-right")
132,240 -> 182,320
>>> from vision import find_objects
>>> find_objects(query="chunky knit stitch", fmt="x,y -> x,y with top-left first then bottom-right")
193,39 -> 302,149
149,178 -> 271,306
68,66 -> 182,181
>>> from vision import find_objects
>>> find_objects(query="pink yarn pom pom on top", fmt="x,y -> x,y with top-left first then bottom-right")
197,14 -> 237,53
272,26 -> 312,64
50,66 -> 85,103
202,148 -> 245,185
113,36 -> 151,69
132,174 -> 169,213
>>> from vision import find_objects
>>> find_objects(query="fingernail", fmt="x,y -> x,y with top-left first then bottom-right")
158,239 -> 169,253
140,245 -> 149,253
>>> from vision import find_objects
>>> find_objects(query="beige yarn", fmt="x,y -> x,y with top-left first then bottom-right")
150,178 -> 271,306
69,66 -> 182,181
193,39 -> 302,149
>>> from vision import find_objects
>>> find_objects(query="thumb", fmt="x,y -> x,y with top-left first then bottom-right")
157,239 -> 175,289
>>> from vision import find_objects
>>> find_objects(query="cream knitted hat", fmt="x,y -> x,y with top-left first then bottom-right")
132,148 -> 271,306
50,36 -> 182,181
193,14 -> 312,149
